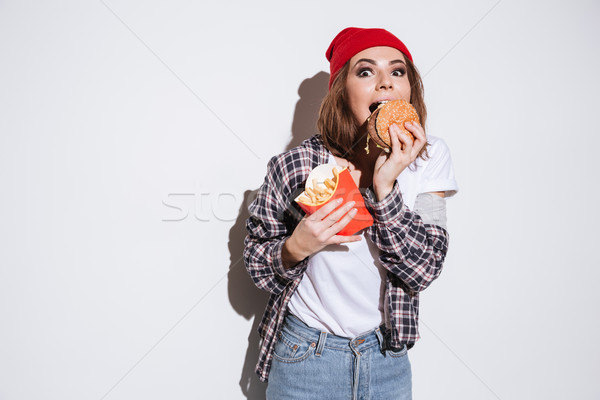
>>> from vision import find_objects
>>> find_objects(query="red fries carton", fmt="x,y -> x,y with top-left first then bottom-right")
294,164 -> 373,236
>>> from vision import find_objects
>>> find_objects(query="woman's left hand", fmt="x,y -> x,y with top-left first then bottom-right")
372,121 -> 427,201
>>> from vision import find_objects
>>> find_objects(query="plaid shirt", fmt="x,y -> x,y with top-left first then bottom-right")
243,134 -> 449,382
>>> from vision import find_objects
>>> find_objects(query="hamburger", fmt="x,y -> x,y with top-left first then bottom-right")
365,99 -> 420,153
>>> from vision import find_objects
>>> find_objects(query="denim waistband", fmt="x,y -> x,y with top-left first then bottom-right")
283,313 -> 391,354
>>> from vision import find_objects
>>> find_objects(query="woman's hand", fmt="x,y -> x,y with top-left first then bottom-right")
372,121 -> 427,201
282,198 -> 362,269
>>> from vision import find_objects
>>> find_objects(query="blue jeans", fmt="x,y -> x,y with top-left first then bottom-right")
267,313 -> 412,400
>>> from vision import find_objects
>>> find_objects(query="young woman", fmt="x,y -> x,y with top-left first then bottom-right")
244,27 -> 458,399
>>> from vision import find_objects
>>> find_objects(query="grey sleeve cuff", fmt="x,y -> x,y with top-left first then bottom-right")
413,193 -> 447,229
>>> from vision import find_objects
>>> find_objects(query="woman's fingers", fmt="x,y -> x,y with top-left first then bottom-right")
308,197 -> 344,221
409,121 -> 426,142
306,198 -> 357,235
324,205 -> 358,237
390,124 -> 413,154
389,123 -> 403,153
390,123 -> 414,155
404,121 -> 426,158
328,232 -> 363,245
293,198 -> 361,259
322,200 -> 356,227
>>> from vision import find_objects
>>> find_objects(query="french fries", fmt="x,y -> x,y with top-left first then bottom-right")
297,167 -> 340,206
294,164 -> 373,235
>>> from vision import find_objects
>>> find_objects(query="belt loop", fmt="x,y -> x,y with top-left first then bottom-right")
375,327 -> 385,354
315,331 -> 327,357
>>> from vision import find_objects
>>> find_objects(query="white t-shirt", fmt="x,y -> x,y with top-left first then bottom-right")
287,135 -> 459,337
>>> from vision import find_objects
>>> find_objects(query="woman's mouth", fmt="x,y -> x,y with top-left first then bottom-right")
369,100 -> 390,113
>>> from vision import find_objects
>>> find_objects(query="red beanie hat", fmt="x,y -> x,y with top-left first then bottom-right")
326,27 -> 413,89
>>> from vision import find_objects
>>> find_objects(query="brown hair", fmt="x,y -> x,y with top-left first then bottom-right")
317,55 -> 429,162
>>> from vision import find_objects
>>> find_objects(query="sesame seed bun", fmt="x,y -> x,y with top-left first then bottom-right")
367,99 -> 420,151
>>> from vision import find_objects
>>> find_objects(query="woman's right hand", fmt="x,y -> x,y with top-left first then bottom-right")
282,198 -> 362,269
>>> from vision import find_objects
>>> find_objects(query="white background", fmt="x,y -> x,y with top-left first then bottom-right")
1,0 -> 599,399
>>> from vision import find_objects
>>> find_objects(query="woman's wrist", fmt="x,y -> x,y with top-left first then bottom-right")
373,183 -> 394,202
281,237 -> 307,270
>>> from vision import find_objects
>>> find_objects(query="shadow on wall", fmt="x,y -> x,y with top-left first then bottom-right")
227,71 -> 329,400
227,188 -> 268,399
286,71 -> 329,151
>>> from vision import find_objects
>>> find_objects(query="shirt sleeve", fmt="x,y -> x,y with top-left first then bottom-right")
419,137 -> 459,197
364,181 -> 449,294
413,192 -> 447,229
243,155 -> 309,296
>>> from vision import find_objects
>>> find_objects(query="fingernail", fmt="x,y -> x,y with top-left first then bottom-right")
348,201 -> 356,207
336,198 -> 343,204
350,208 -> 358,215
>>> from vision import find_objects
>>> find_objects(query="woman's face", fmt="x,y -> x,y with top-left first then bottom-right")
345,46 -> 412,126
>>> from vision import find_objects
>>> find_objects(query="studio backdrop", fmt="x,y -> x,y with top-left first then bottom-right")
1,0 -> 599,399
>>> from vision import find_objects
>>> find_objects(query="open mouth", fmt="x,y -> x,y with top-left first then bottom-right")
369,100 -> 390,114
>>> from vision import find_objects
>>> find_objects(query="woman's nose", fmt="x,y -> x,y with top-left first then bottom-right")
377,75 -> 392,90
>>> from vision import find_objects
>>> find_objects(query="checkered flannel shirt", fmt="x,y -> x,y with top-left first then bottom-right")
243,134 -> 449,382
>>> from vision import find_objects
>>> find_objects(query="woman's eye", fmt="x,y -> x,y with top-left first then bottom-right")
357,68 -> 373,77
392,69 -> 407,77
